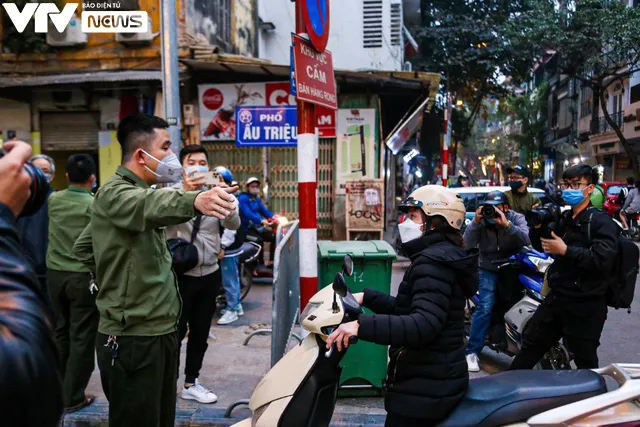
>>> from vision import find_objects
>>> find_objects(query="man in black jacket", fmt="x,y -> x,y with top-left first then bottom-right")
0,141 -> 63,426
510,164 -> 618,369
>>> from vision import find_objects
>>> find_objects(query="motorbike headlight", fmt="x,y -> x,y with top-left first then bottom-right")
528,255 -> 554,274
301,302 -> 322,321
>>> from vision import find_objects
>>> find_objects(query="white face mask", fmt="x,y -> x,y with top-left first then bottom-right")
398,218 -> 424,243
142,150 -> 182,183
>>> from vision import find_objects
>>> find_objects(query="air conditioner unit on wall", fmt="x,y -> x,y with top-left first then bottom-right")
115,18 -> 154,45
46,17 -> 87,47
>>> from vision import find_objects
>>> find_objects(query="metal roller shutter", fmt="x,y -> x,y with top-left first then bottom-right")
41,112 -> 100,151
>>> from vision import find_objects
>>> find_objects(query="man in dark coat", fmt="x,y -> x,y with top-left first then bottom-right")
326,185 -> 478,426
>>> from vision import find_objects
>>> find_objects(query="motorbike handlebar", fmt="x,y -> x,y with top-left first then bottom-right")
492,258 -> 511,265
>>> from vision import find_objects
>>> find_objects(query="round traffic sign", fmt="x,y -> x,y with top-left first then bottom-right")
300,0 -> 330,52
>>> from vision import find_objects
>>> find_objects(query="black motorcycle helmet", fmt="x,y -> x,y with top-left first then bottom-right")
483,190 -> 509,206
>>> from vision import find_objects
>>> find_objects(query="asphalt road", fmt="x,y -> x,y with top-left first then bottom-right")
390,260 -> 640,375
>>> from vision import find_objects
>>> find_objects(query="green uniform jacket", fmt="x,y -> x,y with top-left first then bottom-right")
73,166 -> 201,336
505,189 -> 541,215
47,185 -> 93,272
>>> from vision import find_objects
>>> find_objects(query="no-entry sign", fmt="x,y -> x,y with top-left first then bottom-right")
291,33 -> 337,110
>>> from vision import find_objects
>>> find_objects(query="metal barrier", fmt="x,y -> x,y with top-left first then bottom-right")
226,220 -> 302,418
242,220 -> 302,366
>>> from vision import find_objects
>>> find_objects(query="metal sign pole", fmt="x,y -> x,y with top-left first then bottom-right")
296,1 -> 318,310
160,0 -> 181,157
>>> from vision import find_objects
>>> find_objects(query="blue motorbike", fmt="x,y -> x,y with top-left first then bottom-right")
465,247 -> 573,369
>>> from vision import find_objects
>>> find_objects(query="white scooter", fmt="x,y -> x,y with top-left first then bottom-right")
231,255 -> 361,427
232,255 -> 640,427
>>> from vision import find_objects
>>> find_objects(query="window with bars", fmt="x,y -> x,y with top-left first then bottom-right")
390,2 -> 402,46
580,87 -> 593,118
363,0 -> 383,49
215,0 -> 232,51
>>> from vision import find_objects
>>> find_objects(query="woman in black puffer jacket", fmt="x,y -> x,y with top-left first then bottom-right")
327,185 -> 479,426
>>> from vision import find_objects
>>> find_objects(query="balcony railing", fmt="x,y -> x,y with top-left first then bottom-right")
597,111 -> 624,134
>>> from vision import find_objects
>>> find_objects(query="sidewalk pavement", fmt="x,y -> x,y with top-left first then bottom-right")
62,261 -> 490,427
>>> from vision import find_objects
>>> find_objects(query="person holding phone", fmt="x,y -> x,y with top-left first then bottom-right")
165,144 -> 241,403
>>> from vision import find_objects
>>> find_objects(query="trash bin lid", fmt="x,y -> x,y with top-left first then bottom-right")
317,240 -> 397,260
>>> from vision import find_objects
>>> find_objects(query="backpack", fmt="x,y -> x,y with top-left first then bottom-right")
586,210 -> 639,312
167,215 -> 202,276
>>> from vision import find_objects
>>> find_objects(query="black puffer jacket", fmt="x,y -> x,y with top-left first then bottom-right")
358,232 -> 479,421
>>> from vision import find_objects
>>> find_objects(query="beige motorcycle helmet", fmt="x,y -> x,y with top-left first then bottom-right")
398,185 -> 466,242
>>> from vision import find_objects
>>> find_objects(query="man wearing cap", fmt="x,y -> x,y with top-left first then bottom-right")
463,190 -> 531,372
505,164 -> 541,215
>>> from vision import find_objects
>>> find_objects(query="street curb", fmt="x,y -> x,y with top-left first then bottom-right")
60,399 -> 386,426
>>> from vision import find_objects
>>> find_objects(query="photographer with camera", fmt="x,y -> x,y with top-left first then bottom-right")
464,191 -> 531,372
505,165 -> 541,215
510,164 -> 618,370
0,140 -> 63,426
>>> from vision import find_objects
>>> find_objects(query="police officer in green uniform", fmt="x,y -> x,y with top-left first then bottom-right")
47,154 -> 98,413
505,164 -> 541,215
73,115 -> 238,427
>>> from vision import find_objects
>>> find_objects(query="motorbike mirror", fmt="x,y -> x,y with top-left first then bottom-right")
342,254 -> 354,277
333,272 -> 348,298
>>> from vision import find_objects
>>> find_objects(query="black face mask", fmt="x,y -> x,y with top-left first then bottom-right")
510,181 -> 524,191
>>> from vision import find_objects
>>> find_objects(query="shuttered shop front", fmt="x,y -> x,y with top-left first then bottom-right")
41,113 -> 100,151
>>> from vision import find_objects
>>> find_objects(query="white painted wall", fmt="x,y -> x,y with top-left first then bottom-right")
258,0 -> 404,71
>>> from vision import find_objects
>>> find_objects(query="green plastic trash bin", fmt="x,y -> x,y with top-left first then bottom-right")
317,240 -> 397,397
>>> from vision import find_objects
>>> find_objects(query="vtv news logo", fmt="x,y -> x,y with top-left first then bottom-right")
2,3 -> 149,34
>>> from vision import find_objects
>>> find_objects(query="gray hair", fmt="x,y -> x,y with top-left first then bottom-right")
29,154 -> 55,173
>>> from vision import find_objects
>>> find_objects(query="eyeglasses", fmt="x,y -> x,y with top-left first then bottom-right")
560,181 -> 590,190
509,176 -> 525,181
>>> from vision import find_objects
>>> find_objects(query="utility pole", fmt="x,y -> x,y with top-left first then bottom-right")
160,0 -> 181,157
295,2 -> 318,310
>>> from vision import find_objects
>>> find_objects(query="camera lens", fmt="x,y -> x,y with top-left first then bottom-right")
20,162 -> 50,217
481,205 -> 497,218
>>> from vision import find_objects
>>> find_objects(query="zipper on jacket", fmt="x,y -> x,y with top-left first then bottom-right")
391,347 -> 406,383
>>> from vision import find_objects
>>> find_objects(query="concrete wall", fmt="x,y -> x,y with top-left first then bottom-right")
258,0 -> 404,71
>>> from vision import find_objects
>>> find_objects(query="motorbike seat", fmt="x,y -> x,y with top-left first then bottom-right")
438,369 -> 606,427
238,242 -> 260,263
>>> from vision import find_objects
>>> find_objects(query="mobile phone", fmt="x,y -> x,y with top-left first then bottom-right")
202,171 -> 225,186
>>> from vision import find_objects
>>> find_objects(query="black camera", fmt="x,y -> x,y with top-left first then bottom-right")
481,204 -> 499,218
525,203 -> 561,238
20,162 -> 51,217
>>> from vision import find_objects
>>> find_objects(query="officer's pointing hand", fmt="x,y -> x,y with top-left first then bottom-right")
194,185 -> 239,219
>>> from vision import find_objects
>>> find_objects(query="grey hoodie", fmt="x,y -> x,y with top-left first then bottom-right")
165,183 -> 241,277
463,210 -> 531,272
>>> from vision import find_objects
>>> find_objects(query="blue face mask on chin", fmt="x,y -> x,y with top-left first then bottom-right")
486,218 -> 497,225
562,189 -> 586,206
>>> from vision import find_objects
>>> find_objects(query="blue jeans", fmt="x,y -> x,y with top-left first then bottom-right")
467,269 -> 498,355
220,255 -> 241,311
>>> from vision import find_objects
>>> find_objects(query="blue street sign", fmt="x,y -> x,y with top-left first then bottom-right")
235,106 -> 297,147
301,0 -> 330,52
290,44 -> 297,96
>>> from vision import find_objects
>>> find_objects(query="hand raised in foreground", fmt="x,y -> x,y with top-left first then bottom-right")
194,185 -> 239,219
0,141 -> 33,217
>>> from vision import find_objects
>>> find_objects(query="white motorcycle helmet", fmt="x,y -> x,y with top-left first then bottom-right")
399,185 -> 466,230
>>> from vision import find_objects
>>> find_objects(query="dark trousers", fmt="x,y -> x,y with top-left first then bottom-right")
510,294 -> 608,369
177,269 -> 221,383
48,269 -> 98,408
385,413 -> 438,427
96,332 -> 178,427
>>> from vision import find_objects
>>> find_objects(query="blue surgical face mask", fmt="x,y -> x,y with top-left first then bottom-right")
562,189 -> 586,206
486,218 -> 497,225
184,165 -> 209,177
